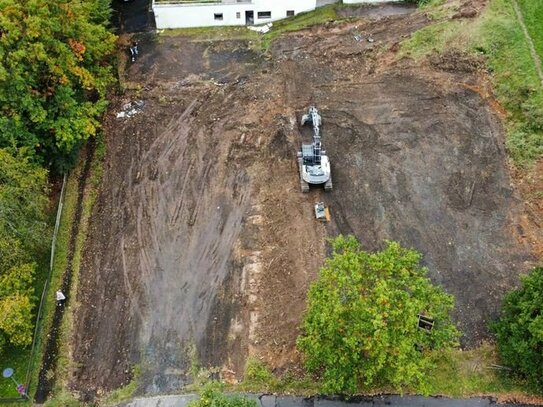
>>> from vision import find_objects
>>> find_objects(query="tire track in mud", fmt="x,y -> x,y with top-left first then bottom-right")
106,94 -> 253,393
34,142 -> 95,403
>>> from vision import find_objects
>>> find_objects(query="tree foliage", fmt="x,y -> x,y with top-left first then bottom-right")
0,148 -> 48,351
297,235 -> 460,394
492,267 -> 543,392
188,382 -> 257,407
0,0 -> 116,171
0,149 -> 49,249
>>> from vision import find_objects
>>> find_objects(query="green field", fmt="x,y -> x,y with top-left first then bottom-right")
517,0 -> 543,61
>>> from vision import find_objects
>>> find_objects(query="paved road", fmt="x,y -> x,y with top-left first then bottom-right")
119,394 -> 538,407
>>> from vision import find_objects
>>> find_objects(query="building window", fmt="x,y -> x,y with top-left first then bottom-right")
287,10 -> 295,17
214,13 -> 223,20
257,11 -> 271,19
236,12 -> 241,19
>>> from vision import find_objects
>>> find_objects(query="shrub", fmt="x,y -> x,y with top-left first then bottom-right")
492,267 -> 543,392
188,382 -> 257,407
297,236 -> 460,394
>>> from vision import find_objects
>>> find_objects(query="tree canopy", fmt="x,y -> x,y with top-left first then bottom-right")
0,148 -> 48,351
0,0 -> 116,170
297,235 -> 460,394
492,267 -> 543,392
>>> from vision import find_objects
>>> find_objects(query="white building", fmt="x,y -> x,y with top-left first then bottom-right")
153,0 -> 318,30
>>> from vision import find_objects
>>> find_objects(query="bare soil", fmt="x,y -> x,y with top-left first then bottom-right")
70,5 -> 541,400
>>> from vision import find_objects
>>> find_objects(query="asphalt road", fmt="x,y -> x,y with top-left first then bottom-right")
119,394 -> 538,407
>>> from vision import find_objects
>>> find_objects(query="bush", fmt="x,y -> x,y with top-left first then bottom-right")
0,148 -> 48,352
188,382 -> 257,407
0,0 -> 116,170
492,267 -> 543,392
297,236 -> 460,394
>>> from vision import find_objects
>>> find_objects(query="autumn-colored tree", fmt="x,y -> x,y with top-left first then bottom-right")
0,0 -> 116,170
0,148 -> 48,351
297,236 -> 460,394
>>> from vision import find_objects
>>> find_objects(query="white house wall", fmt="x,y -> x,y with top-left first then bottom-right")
154,0 -> 317,29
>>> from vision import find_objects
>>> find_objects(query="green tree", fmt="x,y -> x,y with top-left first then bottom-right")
0,148 -> 48,352
0,0 -> 116,170
188,382 -> 257,407
492,267 -> 543,392
297,235 -> 460,394
0,237 -> 37,349
0,149 -> 48,250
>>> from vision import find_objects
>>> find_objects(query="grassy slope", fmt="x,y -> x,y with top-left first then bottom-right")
0,174 -> 74,403
43,139 -> 106,407
159,5 -> 339,51
517,0 -> 543,61
401,0 -> 543,165
0,223 -> 53,398
0,138 -> 105,404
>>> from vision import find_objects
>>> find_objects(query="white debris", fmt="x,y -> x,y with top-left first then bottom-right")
247,22 -> 273,34
116,100 -> 145,118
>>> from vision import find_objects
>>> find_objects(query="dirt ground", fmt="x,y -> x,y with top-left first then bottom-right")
71,3 -> 541,400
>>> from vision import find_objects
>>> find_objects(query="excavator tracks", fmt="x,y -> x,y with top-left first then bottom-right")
298,156 -> 310,193
324,175 -> 333,192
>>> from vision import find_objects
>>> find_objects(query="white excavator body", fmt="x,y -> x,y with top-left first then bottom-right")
297,106 -> 333,192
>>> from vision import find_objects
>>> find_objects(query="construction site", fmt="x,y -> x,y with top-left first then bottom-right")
67,1 -> 542,401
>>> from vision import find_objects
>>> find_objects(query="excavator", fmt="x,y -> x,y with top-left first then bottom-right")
297,106 -> 333,192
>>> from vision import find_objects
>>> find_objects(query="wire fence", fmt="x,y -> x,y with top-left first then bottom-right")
0,174 -> 68,403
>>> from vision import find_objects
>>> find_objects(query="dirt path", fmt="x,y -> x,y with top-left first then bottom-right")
511,0 -> 543,88
70,6 -> 540,400
35,143 -> 95,403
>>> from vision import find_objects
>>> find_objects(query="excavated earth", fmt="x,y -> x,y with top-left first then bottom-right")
71,3 -> 542,401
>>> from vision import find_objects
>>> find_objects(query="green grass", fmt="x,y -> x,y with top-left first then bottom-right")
159,5 -> 341,52
103,365 -> 141,406
475,0 -> 543,164
0,168 -> 76,403
232,358 -> 320,396
261,5 -> 339,50
401,0 -> 543,165
159,25 -> 259,42
229,345 -> 536,398
43,137 -> 106,405
0,248 -> 50,401
0,135 -> 107,404
423,343 -> 532,397
517,0 -> 543,62
0,347 -> 29,399
28,169 -> 81,404
400,19 -> 464,59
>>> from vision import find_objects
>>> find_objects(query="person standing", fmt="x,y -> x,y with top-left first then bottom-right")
56,290 -> 66,306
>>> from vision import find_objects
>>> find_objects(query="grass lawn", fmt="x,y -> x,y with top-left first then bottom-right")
0,346 -> 29,399
516,0 -> 543,62
159,4 -> 340,52
229,344 -> 537,399
1,235 -> 52,400
260,4 -> 338,50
